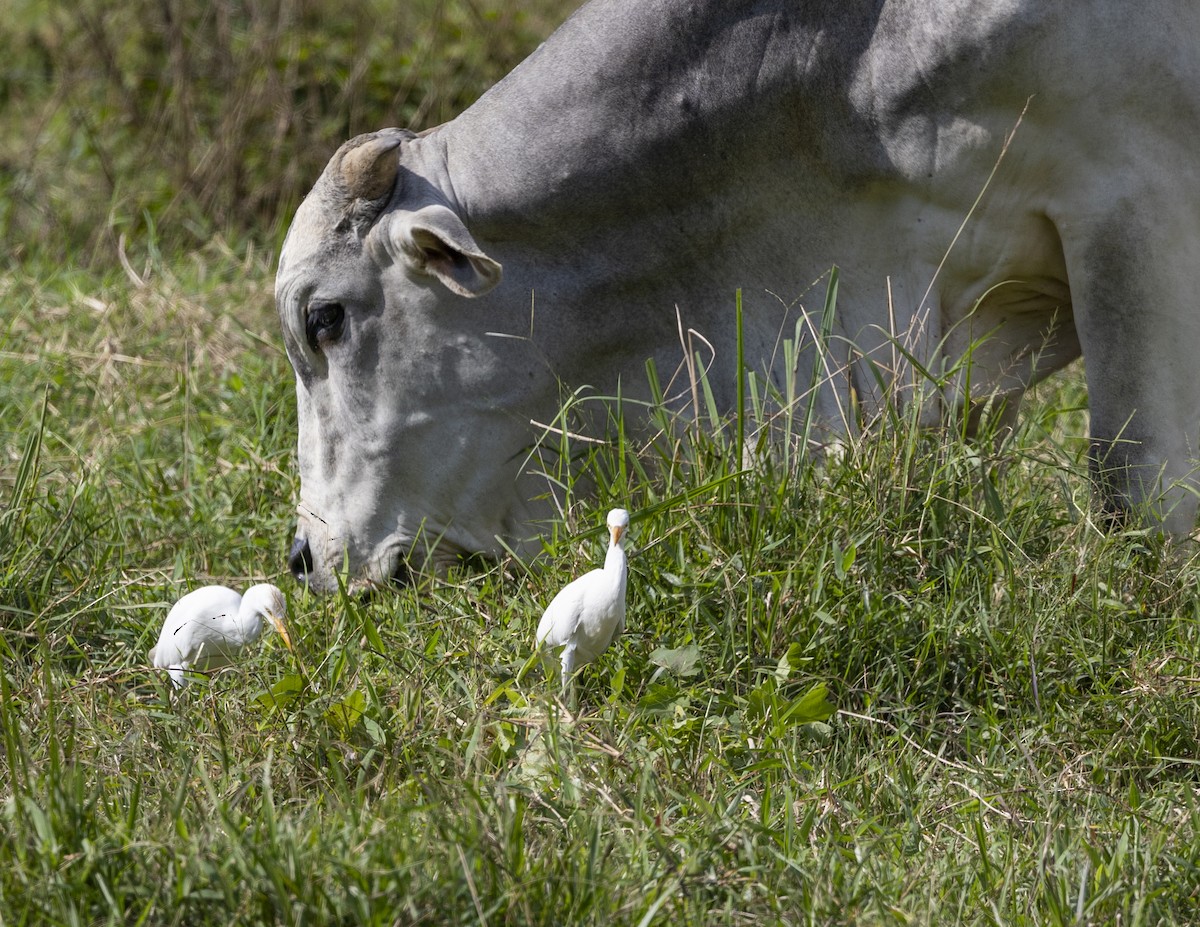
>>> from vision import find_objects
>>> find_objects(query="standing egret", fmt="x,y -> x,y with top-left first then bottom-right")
536,508 -> 630,699
149,583 -> 292,687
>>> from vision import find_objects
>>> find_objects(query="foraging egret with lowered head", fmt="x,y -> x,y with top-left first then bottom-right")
149,583 -> 292,687
536,508 -> 630,698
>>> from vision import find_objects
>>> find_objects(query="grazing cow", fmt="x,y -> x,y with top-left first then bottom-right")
276,0 -> 1200,592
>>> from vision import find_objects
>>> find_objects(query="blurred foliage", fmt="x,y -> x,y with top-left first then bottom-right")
0,0 -> 578,264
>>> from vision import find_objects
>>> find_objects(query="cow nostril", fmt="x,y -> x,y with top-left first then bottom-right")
288,536 -> 313,582
391,556 -> 413,587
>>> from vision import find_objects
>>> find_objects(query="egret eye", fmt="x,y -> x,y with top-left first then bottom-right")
305,301 -> 345,352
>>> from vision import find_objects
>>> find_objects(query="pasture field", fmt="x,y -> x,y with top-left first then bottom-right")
2,247 -> 1200,926
5,0 -> 1200,922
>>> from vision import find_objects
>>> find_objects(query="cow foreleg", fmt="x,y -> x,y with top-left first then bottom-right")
1062,206 -> 1200,535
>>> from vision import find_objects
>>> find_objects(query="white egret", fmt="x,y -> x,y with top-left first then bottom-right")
149,583 -> 292,687
536,508 -> 630,698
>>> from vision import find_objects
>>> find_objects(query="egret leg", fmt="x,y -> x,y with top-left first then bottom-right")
560,645 -> 577,701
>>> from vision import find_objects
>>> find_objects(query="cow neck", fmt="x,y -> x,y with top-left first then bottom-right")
432,0 -> 842,248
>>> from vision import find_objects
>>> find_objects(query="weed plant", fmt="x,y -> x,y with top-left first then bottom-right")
3,252 -> 1200,924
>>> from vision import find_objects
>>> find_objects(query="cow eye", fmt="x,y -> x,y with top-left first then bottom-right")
306,301 -> 345,352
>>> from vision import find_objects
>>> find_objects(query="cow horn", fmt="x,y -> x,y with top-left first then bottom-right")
339,131 -> 407,201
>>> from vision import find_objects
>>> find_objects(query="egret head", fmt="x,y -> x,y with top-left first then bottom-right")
244,583 -> 293,650
607,508 -> 631,546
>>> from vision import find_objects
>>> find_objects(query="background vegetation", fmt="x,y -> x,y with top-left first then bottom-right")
4,1 -> 1200,924
0,0 -> 574,263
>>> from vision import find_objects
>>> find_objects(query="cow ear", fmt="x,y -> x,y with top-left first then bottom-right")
392,206 -> 502,297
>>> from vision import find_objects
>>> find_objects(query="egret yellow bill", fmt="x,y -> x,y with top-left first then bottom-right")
149,583 -> 292,687
535,508 -> 630,698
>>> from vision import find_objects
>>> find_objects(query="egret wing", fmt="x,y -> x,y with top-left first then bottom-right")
150,586 -> 243,670
536,569 -> 604,648
184,619 -> 252,668
149,615 -> 192,668
571,574 -> 625,662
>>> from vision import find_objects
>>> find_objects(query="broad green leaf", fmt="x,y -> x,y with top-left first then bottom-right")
638,682 -> 687,716
608,666 -> 626,702
649,644 -> 701,677
362,716 -> 387,746
777,683 -> 835,729
774,642 -> 805,682
325,689 -> 366,735
361,611 -> 386,654
255,673 -> 305,712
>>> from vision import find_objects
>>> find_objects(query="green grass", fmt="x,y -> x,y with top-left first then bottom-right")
4,251 -> 1200,925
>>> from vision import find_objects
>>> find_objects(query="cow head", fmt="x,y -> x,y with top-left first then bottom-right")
276,128 -> 545,592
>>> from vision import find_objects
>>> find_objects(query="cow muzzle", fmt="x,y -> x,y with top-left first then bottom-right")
286,532 -> 416,591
